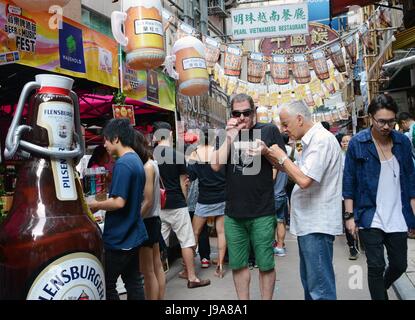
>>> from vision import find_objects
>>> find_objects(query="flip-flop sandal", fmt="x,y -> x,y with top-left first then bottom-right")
187,279 -> 211,289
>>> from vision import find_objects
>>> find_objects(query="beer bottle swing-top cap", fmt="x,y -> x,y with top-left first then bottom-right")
35,74 -> 74,92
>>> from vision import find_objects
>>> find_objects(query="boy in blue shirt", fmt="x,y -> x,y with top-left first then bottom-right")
89,118 -> 148,300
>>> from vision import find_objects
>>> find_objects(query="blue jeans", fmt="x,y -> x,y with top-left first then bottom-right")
275,197 -> 288,223
297,233 -> 336,300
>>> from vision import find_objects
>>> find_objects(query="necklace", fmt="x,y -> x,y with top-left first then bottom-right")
372,135 -> 396,178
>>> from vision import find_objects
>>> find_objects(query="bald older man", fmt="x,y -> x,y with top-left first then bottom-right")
251,100 -> 343,300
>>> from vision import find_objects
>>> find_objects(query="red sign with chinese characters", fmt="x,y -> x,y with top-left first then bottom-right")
259,22 -> 339,56
112,105 -> 136,126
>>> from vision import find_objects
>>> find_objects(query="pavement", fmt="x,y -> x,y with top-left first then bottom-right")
163,232 -> 399,300
392,236 -> 415,300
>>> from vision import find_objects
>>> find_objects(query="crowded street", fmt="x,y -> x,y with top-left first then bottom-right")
1,0 -> 415,305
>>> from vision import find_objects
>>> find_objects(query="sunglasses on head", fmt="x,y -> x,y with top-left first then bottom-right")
231,109 -> 253,118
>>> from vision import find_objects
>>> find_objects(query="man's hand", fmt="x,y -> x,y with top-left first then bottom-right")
269,144 -> 287,159
345,219 -> 358,239
246,139 -> 269,157
226,118 -> 246,140
88,199 -> 100,213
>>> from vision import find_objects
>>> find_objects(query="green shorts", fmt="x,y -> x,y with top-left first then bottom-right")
224,215 -> 276,272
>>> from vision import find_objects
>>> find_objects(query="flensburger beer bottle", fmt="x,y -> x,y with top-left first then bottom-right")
0,75 -> 105,300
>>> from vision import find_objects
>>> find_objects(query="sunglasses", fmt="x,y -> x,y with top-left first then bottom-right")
231,109 -> 253,118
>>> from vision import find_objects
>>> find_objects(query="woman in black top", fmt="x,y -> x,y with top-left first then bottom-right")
187,127 -> 227,278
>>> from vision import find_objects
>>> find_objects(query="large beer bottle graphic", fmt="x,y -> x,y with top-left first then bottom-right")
0,75 -> 105,300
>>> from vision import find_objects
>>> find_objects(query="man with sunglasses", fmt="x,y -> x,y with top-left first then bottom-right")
343,94 -> 415,300
211,93 -> 285,300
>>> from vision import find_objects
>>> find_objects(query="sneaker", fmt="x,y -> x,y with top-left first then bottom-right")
272,241 -> 286,256
201,258 -> 210,268
273,246 -> 286,257
349,247 -> 359,260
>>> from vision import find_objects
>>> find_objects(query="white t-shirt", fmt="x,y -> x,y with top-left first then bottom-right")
371,156 -> 407,233
290,122 -> 343,237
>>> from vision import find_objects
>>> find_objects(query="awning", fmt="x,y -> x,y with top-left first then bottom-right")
330,0 -> 378,16
393,25 -> 415,50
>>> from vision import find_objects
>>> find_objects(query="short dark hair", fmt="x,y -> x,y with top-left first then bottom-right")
153,121 -> 172,141
153,121 -> 172,131
230,93 -> 255,111
132,130 -> 151,163
321,121 -> 331,131
398,112 -> 413,124
102,118 -> 135,147
368,94 -> 398,116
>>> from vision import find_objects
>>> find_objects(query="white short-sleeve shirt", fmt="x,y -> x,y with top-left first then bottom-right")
290,122 -> 343,237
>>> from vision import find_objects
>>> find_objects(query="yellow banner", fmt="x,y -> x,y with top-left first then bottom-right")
0,0 -> 118,87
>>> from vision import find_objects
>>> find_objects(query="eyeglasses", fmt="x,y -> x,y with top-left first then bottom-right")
231,109 -> 253,118
372,117 -> 397,128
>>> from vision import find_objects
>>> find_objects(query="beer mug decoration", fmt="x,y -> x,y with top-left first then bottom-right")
247,53 -> 266,84
11,0 -> 71,11
344,35 -> 357,65
0,74 -> 105,300
292,54 -> 311,84
271,55 -> 290,85
328,43 -> 346,73
168,35 -> 209,96
204,36 -> 221,74
224,46 -> 243,77
111,0 -> 165,70
256,105 -> 269,124
311,50 -> 329,81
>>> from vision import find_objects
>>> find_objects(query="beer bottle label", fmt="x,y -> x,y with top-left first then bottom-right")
37,101 -> 77,201
27,253 -> 105,300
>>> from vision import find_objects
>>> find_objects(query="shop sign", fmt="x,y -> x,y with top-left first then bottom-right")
112,105 -> 136,126
231,3 -> 308,40
259,22 -> 339,56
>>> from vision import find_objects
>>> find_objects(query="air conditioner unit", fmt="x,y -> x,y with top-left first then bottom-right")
208,0 -> 228,17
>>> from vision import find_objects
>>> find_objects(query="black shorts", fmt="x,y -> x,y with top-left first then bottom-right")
141,216 -> 162,248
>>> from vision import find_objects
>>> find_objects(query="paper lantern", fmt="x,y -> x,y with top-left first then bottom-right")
12,0 -> 70,11
292,54 -> 311,84
112,0 -> 165,70
247,53 -> 266,83
172,36 -> 209,96
311,50 -> 329,81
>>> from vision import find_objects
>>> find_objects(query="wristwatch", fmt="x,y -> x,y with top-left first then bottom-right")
278,155 -> 288,166
343,211 -> 354,220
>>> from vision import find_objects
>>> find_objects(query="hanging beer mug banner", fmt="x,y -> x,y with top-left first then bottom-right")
344,35 -> 357,65
224,46 -> 243,77
328,43 -> 346,73
171,36 -> 209,96
292,54 -> 311,84
359,23 -> 375,52
111,0 -> 165,70
247,53 -> 266,84
271,55 -> 290,85
204,36 -> 221,74
12,0 -> 71,12
311,50 -> 329,81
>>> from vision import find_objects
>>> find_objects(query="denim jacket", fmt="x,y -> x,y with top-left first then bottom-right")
343,128 -> 415,229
